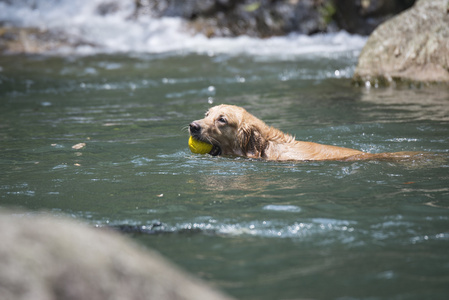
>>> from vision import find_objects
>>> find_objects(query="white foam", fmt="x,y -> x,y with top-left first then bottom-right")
263,205 -> 302,212
0,0 -> 367,56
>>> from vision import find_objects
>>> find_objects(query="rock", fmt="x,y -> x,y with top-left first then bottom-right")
333,0 -> 415,35
0,211 -> 234,300
0,27 -> 94,54
353,0 -> 449,86
134,0 -> 416,38
134,0 -> 334,37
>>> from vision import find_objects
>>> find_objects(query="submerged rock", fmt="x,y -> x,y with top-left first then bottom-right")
0,211 -> 234,300
353,0 -> 449,86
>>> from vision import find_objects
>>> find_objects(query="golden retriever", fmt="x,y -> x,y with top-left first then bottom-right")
189,104 -> 418,161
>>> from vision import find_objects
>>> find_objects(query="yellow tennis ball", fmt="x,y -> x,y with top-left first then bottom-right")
188,136 -> 213,154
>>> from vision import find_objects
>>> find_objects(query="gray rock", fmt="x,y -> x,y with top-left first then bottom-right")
134,0 -> 415,38
0,211 -> 234,300
353,0 -> 449,86
134,0 -> 332,37
333,0 -> 415,35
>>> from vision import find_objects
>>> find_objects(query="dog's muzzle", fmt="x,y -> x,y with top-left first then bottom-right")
189,122 -> 221,156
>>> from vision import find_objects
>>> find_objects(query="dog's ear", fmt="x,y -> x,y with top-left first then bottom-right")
237,123 -> 267,158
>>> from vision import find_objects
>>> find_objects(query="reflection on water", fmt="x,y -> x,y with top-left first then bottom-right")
360,86 -> 449,122
1,53 -> 449,300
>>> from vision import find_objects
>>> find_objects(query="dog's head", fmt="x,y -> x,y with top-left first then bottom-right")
189,105 -> 268,157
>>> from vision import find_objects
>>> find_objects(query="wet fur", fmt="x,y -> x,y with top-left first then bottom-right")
189,104 -> 419,161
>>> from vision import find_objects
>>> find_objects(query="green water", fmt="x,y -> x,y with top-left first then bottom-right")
1,53 -> 449,300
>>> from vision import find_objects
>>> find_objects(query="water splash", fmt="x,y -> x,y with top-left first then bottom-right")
0,0 -> 366,56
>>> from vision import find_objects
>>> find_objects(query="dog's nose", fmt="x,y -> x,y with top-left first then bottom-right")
189,122 -> 201,134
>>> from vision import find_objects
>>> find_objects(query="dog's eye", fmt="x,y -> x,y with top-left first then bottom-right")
217,117 -> 227,124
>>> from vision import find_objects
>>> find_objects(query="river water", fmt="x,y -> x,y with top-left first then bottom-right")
1,1 -> 449,300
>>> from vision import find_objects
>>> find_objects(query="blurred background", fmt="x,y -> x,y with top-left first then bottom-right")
0,0 -> 415,54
